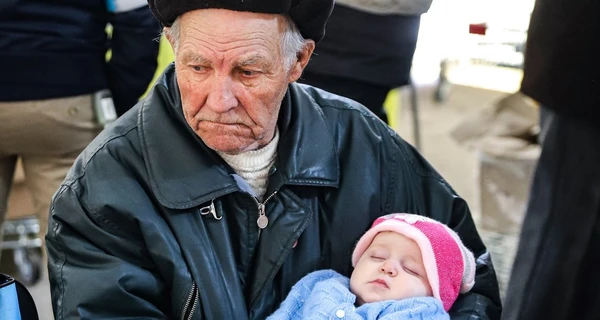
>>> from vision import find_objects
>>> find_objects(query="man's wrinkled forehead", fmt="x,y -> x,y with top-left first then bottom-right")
177,10 -> 284,55
180,50 -> 273,69
179,8 -> 286,32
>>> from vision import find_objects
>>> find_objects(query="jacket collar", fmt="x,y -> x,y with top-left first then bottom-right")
139,65 -> 339,210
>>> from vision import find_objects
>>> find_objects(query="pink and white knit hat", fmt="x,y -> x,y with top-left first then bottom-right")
351,213 -> 476,311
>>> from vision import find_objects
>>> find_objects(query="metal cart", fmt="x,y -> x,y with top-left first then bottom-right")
433,0 -> 533,103
1,216 -> 43,286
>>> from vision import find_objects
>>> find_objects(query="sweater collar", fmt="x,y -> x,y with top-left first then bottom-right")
139,65 -> 339,209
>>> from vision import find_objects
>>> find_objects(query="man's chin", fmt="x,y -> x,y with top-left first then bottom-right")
204,139 -> 255,155
207,144 -> 245,155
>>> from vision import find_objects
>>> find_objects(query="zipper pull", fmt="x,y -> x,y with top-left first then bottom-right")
257,203 -> 268,229
255,191 -> 277,231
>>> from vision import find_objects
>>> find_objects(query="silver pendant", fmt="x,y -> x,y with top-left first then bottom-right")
257,215 -> 269,229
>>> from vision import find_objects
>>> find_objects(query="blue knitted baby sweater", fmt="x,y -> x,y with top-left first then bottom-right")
267,270 -> 449,320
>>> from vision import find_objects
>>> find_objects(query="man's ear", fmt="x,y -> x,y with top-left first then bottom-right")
164,27 -> 175,49
288,40 -> 315,83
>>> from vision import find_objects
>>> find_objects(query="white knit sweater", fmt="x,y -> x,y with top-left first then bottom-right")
217,130 -> 279,201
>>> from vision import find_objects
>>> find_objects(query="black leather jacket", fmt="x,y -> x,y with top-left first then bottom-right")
47,65 -> 501,319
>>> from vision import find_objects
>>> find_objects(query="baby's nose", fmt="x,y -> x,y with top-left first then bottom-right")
380,260 -> 398,277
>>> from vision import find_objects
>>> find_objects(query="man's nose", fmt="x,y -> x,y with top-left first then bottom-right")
206,75 -> 238,112
380,260 -> 398,277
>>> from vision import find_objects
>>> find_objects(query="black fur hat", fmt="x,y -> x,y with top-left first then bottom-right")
147,0 -> 335,42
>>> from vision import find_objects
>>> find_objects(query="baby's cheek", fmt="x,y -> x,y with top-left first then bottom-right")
349,277 -> 364,302
413,278 -> 433,297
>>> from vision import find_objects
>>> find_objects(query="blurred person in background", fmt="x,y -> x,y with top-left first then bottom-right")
43,0 -> 501,318
0,0 -> 160,261
298,0 -> 433,123
502,0 -> 600,319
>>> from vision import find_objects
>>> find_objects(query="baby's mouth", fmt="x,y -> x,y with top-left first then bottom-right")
370,278 -> 389,289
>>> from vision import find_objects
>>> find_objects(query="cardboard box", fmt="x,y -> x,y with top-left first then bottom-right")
475,136 -> 540,299
449,91 -> 541,299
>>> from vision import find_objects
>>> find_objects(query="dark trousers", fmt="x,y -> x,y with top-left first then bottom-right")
299,71 -> 391,124
502,106 -> 600,320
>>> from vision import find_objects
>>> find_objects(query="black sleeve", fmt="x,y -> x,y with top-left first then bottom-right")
107,5 -> 161,116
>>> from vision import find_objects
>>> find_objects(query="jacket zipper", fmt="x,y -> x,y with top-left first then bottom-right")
253,191 -> 278,238
181,282 -> 198,320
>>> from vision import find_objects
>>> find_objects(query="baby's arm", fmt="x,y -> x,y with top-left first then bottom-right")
300,272 -> 358,319
267,270 -> 352,320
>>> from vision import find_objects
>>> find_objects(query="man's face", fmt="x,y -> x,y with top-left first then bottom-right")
167,9 -> 312,154
350,232 -> 433,305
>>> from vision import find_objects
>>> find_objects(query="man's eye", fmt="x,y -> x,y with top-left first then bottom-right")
240,69 -> 258,77
190,65 -> 205,72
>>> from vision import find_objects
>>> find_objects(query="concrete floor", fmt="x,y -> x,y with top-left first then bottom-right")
395,83 -> 507,212
6,83 -> 511,320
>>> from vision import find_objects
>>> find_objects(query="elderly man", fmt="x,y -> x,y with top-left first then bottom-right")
46,1 -> 501,319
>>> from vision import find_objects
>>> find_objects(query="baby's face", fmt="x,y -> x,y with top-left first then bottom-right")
350,231 -> 433,305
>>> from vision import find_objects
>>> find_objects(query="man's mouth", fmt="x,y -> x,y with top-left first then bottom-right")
198,120 -> 243,130
370,278 -> 389,288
